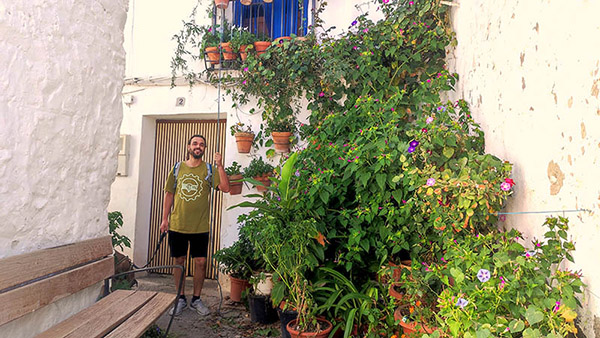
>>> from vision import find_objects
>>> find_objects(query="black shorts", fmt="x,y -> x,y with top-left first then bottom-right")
168,231 -> 209,258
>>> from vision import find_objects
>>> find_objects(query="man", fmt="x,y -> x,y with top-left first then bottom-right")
160,134 -> 230,316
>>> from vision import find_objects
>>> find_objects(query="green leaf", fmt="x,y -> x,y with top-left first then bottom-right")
450,267 -> 464,284
475,329 -> 492,338
525,305 -> 544,325
522,328 -> 542,338
508,319 -> 525,332
319,190 -> 330,204
376,173 -> 386,190
359,172 -> 371,187
443,147 -> 455,158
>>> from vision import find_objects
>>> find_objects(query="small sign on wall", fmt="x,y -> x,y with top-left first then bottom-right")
176,97 -> 186,107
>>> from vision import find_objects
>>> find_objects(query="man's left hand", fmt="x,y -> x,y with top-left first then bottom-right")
214,152 -> 223,168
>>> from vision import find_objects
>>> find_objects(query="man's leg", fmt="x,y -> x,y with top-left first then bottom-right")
173,256 -> 187,293
168,231 -> 189,316
189,232 -> 210,315
193,257 -> 207,297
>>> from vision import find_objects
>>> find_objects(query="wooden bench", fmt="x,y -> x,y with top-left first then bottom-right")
0,236 -> 182,338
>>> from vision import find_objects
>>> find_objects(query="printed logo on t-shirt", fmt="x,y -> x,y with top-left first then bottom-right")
178,173 -> 204,202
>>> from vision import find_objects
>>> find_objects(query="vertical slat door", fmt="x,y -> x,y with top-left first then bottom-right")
148,119 -> 226,278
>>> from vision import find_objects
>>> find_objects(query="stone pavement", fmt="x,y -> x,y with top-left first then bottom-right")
136,274 -> 280,338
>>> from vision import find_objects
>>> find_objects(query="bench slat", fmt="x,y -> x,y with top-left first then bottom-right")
0,256 -> 114,326
63,290 -> 157,338
34,290 -> 132,338
0,236 -> 112,292
104,292 -> 176,338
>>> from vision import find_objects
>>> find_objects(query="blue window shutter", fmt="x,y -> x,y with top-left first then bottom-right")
233,0 -> 309,39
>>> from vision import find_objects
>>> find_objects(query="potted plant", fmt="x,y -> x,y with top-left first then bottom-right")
268,114 -> 295,154
243,156 -> 274,192
234,153 -> 332,337
426,216 -> 583,337
230,121 -> 254,153
200,25 -> 222,65
213,226 -> 261,302
230,27 -> 256,62
225,161 -> 244,195
253,32 -> 272,56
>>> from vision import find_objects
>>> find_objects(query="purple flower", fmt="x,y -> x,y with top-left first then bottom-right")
437,105 -> 446,112
382,0 -> 389,3
351,20 -> 358,26
407,146 -> 415,153
243,67 -> 249,72
295,170 -> 300,177
455,298 -> 469,308
426,178 -> 436,186
409,140 -> 419,148
500,182 -> 511,191
477,269 -> 491,283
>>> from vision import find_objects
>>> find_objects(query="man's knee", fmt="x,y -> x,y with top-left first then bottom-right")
174,256 -> 186,265
194,257 -> 207,269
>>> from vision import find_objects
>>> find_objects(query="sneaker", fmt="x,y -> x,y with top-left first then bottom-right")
190,298 -> 210,316
169,297 -> 187,316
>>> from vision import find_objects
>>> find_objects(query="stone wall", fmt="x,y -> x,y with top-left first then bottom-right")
447,1 -> 600,336
0,0 -> 128,336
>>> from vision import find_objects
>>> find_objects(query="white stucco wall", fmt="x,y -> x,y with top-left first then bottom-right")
0,0 -> 128,336
447,1 -> 600,336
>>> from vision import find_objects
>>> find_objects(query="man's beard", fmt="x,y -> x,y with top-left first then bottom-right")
189,149 -> 203,159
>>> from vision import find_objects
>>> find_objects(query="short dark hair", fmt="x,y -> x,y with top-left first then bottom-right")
188,134 -> 207,146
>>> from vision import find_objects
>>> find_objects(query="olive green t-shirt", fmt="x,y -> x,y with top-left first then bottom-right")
164,161 -> 220,234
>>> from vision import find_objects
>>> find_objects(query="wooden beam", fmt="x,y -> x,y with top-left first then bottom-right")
34,290 -> 131,338
0,236 -> 113,292
64,291 -> 157,338
0,256 -> 114,326
104,292 -> 176,338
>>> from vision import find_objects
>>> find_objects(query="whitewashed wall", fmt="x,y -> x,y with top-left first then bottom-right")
0,0 -> 128,336
447,1 -> 600,336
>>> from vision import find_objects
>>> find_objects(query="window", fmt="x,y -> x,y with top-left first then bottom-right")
231,0 -> 313,39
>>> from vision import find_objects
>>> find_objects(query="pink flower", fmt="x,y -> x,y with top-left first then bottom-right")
409,1 -> 414,5
242,80 -> 247,85
426,79 -> 431,83
500,182 -> 511,191
363,28 -> 369,33
243,67 -> 248,72
319,92 -> 325,97
426,178 -> 436,186
426,116 -> 434,124
421,128 -> 427,133
353,46 -> 358,50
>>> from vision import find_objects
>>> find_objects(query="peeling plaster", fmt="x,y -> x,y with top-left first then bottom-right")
547,161 -> 565,195
581,122 -> 587,139
568,97 -> 574,108
592,79 -> 599,98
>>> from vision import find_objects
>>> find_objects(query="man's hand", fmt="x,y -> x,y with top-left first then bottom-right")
159,219 -> 169,233
214,152 -> 223,168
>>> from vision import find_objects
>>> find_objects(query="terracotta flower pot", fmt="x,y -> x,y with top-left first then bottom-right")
271,131 -> 291,153
220,42 -> 236,60
394,307 -> 438,335
254,41 -> 271,56
229,174 -> 243,195
235,132 -> 254,153
214,0 -> 229,9
253,174 -> 271,192
239,45 -> 249,61
205,46 -> 220,65
389,283 -> 405,301
229,276 -> 251,302
286,318 -> 332,338
274,36 -> 292,47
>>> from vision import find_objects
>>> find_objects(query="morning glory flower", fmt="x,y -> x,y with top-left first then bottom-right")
409,140 -> 419,148
500,182 -> 511,191
351,20 -> 358,26
477,269 -> 491,283
426,178 -> 436,186
455,298 -> 469,308
295,170 -> 300,177
437,105 -> 446,112
407,147 -> 415,153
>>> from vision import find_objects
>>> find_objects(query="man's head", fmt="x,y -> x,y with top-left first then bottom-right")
187,134 -> 207,160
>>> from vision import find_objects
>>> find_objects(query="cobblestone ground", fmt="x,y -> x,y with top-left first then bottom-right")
136,274 -> 281,338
